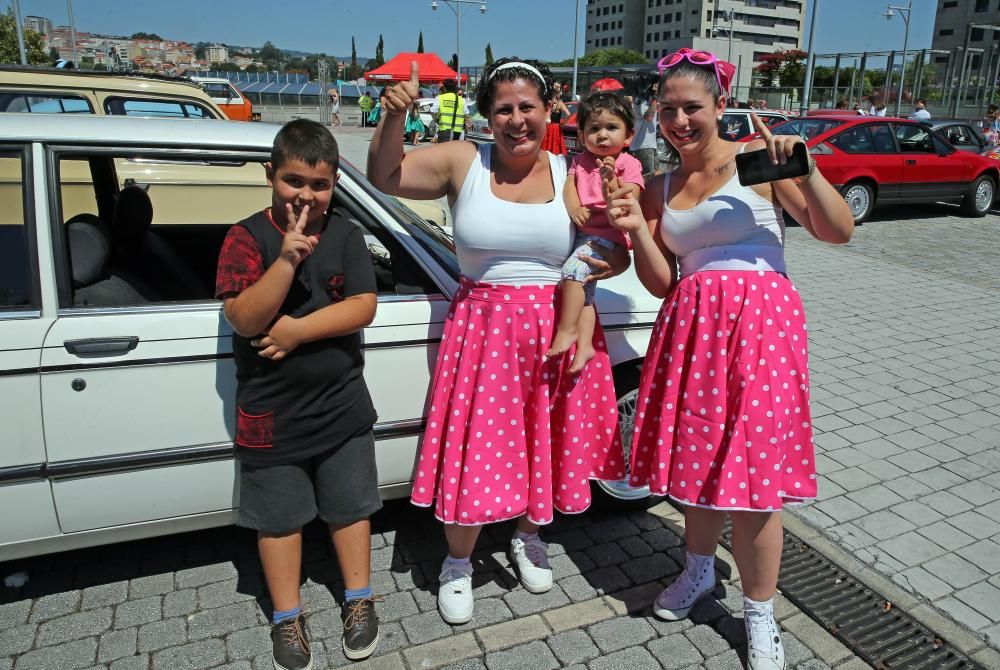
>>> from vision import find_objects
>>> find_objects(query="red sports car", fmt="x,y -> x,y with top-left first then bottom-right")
753,115 -> 1000,223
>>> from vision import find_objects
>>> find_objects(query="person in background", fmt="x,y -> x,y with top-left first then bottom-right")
329,89 -> 342,127
358,91 -> 373,127
541,87 -> 570,155
983,104 -> 1000,144
869,91 -> 887,116
405,100 -> 426,145
629,80 -> 659,177
910,99 -> 931,121
835,99 -> 849,110
434,78 -> 466,143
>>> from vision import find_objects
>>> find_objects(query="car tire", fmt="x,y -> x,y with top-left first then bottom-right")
842,180 -> 875,224
960,174 -> 995,217
592,361 -> 657,511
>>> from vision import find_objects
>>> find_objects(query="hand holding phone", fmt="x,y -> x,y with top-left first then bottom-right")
736,113 -> 811,186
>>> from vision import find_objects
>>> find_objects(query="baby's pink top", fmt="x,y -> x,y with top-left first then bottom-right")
569,151 -> 644,246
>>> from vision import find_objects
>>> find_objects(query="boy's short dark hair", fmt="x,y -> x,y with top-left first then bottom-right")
271,119 -> 340,172
443,78 -> 458,93
576,91 -> 635,136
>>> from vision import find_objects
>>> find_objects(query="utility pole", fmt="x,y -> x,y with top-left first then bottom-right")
12,0 -> 27,65
799,0 -> 820,116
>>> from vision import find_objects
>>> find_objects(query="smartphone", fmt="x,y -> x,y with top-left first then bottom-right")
736,142 -> 809,186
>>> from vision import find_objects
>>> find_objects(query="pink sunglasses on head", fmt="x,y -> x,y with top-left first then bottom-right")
656,48 -> 724,95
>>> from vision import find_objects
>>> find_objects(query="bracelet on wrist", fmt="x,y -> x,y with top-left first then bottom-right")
792,156 -> 818,186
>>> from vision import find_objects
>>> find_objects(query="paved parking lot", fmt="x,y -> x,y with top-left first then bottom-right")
2,131 -> 1000,669
783,205 -> 1000,663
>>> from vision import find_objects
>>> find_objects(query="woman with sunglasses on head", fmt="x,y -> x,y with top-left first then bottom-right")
605,48 -> 853,670
368,57 -> 629,626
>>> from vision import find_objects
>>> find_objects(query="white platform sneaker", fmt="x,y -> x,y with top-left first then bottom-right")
744,598 -> 786,670
652,552 -> 716,621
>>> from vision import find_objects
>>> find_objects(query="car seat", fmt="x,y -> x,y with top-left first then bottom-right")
66,213 -> 155,306
110,186 -> 209,301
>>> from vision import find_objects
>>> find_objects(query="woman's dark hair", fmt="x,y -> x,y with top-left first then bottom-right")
475,57 -> 555,113
871,91 -> 885,109
577,91 -> 634,135
657,59 -> 724,101
272,119 -> 339,171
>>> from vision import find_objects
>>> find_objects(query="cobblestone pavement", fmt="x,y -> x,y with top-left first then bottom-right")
0,500 -> 869,670
784,206 -> 1000,659
2,199 -> 1000,670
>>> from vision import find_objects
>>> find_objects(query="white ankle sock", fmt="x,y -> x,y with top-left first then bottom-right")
443,555 -> 471,568
743,594 -> 775,615
514,530 -> 539,542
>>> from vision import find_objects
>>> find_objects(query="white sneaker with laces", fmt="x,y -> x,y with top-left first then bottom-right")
437,562 -> 473,624
509,535 -> 553,593
745,600 -> 786,670
652,555 -> 716,621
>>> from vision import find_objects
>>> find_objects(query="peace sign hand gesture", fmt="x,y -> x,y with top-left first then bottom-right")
278,203 -> 319,268
751,112 -> 804,172
384,61 -> 420,116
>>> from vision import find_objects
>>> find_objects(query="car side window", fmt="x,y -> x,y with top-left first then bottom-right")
105,98 -> 217,119
945,126 -> 973,146
0,152 -> 36,309
870,124 -> 896,152
830,126 -> 875,153
895,124 -> 934,152
721,113 -> 750,140
0,93 -> 92,114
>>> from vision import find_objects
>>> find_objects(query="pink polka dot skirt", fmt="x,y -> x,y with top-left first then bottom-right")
411,279 -> 626,525
629,270 -> 817,511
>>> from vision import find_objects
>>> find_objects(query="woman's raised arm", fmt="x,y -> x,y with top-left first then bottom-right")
367,61 -> 476,200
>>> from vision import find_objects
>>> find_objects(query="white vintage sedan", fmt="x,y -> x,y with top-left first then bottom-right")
0,115 -> 660,561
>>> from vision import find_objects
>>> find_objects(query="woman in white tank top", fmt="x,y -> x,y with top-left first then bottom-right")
368,58 -> 630,627
606,49 -> 854,670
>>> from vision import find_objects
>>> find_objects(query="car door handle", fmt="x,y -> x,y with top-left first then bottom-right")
905,159 -> 917,165
64,337 -> 139,357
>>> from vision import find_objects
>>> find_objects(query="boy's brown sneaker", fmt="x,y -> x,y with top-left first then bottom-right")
271,612 -> 312,670
341,598 -> 379,660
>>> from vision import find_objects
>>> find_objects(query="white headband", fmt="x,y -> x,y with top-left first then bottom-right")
488,61 -> 546,86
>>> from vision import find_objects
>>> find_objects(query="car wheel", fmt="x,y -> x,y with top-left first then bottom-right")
842,181 -> 875,224
961,174 -> 995,217
592,362 -> 656,511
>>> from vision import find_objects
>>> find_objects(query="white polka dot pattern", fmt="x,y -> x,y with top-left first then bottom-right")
410,279 -> 626,525
629,270 -> 817,511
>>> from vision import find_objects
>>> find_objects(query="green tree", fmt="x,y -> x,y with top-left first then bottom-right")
48,46 -> 59,62
131,32 -> 162,40
259,40 -> 282,69
375,34 -> 385,66
194,41 -> 208,60
547,48 -> 647,68
448,53 -> 458,70
485,42 -> 494,67
418,31 -> 424,53
755,49 -> 807,88
0,9 -> 48,65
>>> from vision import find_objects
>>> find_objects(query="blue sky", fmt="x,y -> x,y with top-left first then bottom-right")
6,0 -> 937,63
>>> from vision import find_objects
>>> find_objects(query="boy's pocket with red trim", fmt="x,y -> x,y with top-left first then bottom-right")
327,274 -> 345,303
236,407 -> 274,448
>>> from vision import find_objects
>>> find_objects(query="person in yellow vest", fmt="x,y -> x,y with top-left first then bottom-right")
434,79 -> 465,143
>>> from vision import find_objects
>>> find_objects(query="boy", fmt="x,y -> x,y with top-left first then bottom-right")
215,119 -> 381,668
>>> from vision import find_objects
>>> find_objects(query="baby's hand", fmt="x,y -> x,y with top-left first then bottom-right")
601,161 -> 624,198
570,205 -> 592,228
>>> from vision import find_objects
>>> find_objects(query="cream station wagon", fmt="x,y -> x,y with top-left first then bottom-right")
0,114 -> 659,561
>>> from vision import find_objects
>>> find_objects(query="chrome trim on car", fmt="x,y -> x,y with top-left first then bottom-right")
4,418 -> 427,484
0,309 -> 42,320
601,321 -> 656,333
376,293 -> 448,304
373,417 -> 426,439
0,464 -> 45,484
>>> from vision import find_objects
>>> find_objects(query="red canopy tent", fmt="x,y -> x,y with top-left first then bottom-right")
365,52 -> 467,84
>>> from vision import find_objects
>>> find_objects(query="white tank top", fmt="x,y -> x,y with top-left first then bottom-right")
452,143 -> 572,285
660,149 -> 787,276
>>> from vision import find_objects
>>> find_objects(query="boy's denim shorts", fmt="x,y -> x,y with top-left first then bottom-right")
237,430 -> 382,534
561,234 -> 617,305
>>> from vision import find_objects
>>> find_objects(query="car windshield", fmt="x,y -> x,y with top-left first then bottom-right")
341,162 -> 459,280
771,118 -> 845,141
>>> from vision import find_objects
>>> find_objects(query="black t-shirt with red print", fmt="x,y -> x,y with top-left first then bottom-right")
215,209 -> 378,466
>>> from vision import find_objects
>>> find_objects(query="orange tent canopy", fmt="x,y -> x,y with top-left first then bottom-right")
365,52 -> 467,83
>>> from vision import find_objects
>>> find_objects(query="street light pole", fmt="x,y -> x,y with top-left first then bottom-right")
726,9 -> 734,65
799,0 -> 820,117
431,0 -> 487,86
11,0 -> 27,65
885,1 -> 912,117
572,0 -> 580,99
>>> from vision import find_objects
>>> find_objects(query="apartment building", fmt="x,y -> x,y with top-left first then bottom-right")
586,0 -> 805,63
931,0 -> 1000,72
206,44 -> 229,64
24,15 -> 52,36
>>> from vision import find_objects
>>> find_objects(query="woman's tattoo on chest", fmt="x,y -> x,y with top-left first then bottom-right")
714,160 -> 733,176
